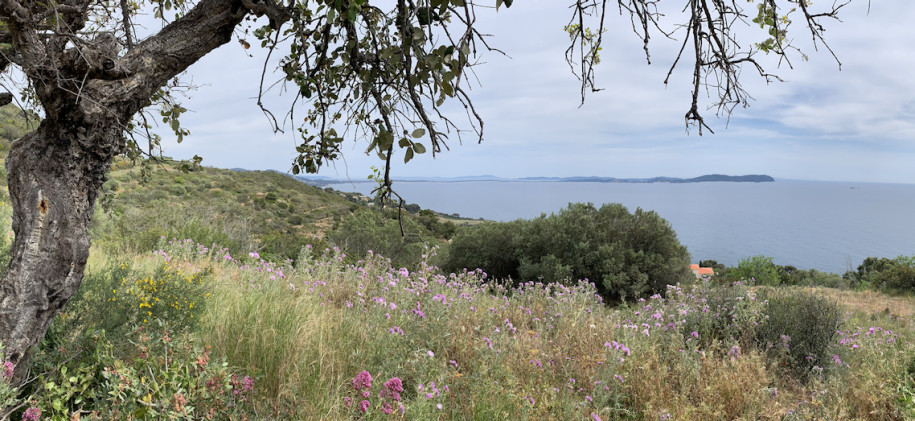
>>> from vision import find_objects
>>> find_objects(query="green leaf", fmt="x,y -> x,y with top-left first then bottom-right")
413,143 -> 426,154
377,131 -> 394,150
404,148 -> 414,163
398,137 -> 411,148
411,128 -> 426,138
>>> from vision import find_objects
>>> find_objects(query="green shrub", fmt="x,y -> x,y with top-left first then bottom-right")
754,289 -> 843,380
443,221 -> 521,278
443,203 -> 692,301
730,255 -> 780,285
328,209 -> 432,268
875,264 -> 915,293
850,255 -> 915,293
677,282 -> 761,349
73,259 -> 211,337
26,322 -> 255,420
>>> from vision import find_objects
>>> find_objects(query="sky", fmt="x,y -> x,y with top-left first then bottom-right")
158,1 -> 915,184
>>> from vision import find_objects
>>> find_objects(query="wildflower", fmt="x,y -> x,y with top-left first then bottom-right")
344,397 -> 352,406
241,376 -> 254,392
353,371 -> 373,390
384,377 -> 404,401
359,400 -> 370,413
690,331 -> 699,339
592,413 -> 602,421
22,407 -> 41,421
586,395 -> 593,402
436,403 -> 443,410
728,345 -> 740,360
2,361 -> 13,378
427,350 -> 435,358
381,402 -> 393,414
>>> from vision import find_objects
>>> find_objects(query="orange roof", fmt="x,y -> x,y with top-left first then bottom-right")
697,268 -> 714,275
689,264 -> 700,270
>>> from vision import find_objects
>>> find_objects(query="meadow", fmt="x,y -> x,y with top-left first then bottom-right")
4,233 -> 911,420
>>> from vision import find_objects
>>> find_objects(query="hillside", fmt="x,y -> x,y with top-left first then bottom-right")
96,160 -> 363,258
0,103 -> 455,265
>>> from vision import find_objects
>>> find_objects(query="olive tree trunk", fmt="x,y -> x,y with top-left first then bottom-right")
0,0 -> 264,379
0,119 -> 120,378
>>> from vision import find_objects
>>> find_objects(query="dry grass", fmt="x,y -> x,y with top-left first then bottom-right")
801,286 -> 915,318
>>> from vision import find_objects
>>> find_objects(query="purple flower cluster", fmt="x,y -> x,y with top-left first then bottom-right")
21,407 -> 41,421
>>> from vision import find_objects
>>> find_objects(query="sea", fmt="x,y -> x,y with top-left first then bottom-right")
324,179 -> 915,274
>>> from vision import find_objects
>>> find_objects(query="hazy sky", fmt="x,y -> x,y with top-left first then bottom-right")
159,1 -> 915,184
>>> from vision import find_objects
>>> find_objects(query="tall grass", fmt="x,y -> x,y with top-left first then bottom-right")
8,234 -> 914,419
151,241 -> 914,419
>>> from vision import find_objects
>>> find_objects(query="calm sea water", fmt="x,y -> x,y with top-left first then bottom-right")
325,180 -> 915,273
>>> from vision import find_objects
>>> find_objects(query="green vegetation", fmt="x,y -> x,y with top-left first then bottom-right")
707,254 -> 914,293
3,236 -> 910,419
729,255 -> 781,286
443,203 -> 693,301
850,256 -> 915,293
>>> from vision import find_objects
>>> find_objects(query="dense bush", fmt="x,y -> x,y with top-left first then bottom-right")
20,322 -> 256,420
851,255 -> 915,292
443,203 -> 692,301
677,281 -> 761,349
754,289 -> 843,379
415,209 -> 457,239
729,255 -> 780,285
68,258 -> 211,340
328,209 -> 437,268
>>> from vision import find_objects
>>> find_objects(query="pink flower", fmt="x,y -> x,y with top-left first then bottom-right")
22,407 -> 41,421
241,376 -> 254,392
381,402 -> 393,414
353,371 -> 372,390
2,361 -> 13,378
384,377 -> 404,401
359,400 -> 370,413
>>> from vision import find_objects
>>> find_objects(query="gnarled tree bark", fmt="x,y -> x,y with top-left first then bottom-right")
0,0 -> 268,380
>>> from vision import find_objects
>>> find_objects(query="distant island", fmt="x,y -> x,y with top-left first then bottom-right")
292,173 -> 775,186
